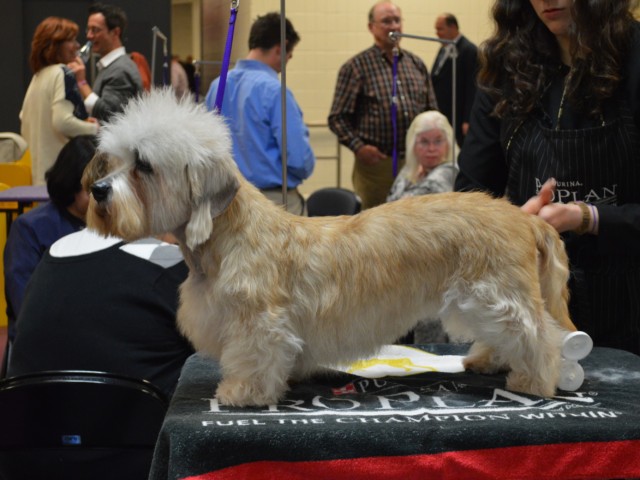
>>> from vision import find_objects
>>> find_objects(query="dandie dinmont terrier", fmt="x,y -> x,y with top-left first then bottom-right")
83,89 -> 584,406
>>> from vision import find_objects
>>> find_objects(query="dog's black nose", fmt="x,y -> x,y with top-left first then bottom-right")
91,181 -> 112,202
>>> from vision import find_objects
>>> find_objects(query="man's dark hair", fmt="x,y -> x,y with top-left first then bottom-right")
46,135 -> 98,208
89,3 -> 128,38
444,13 -> 458,29
248,12 -> 300,51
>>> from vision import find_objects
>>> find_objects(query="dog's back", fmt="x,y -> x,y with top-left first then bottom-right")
214,188 -> 573,352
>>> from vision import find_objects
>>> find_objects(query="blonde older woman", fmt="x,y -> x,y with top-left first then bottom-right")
387,110 -> 459,344
387,110 -> 458,202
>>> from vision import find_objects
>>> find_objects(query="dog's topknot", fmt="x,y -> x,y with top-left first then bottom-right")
98,87 -> 233,169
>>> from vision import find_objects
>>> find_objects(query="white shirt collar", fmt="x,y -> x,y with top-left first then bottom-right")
50,229 -> 121,257
97,46 -> 126,69
50,229 -> 183,267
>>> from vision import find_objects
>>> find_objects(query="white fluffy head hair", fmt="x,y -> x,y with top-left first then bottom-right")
98,87 -> 234,171
86,88 -> 240,250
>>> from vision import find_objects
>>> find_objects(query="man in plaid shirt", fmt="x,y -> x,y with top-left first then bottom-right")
328,1 -> 438,209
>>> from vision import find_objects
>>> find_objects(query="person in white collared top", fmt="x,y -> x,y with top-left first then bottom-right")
67,3 -> 143,123
8,229 -> 194,398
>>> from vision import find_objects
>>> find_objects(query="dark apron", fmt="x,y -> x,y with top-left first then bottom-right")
502,91 -> 640,354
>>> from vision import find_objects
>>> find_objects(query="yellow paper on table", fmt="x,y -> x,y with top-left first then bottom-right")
334,345 -> 465,378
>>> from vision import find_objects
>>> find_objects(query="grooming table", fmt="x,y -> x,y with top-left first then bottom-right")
149,345 -> 640,480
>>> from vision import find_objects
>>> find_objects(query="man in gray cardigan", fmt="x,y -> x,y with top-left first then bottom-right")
68,3 -> 143,123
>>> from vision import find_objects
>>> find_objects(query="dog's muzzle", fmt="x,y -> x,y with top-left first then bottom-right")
91,181 -> 112,203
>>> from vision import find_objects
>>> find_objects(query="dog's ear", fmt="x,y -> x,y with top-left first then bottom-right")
185,158 -> 240,250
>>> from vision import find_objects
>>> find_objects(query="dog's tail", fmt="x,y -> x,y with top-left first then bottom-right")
532,216 -> 576,332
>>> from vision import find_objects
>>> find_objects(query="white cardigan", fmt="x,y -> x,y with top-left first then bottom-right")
20,64 -> 98,185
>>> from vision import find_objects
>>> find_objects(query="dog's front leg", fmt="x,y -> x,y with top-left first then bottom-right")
215,313 -> 304,407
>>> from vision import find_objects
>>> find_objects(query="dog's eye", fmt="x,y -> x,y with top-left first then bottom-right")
134,157 -> 153,174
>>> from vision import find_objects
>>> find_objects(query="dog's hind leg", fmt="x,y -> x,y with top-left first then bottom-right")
215,312 -> 304,407
448,280 -> 563,398
502,312 -> 565,398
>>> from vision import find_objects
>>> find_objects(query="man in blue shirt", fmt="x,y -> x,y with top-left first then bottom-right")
205,12 -> 315,215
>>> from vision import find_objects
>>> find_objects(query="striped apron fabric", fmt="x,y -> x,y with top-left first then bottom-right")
504,95 -> 640,354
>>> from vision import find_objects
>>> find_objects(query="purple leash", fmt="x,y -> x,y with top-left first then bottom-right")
214,0 -> 239,112
194,67 -> 201,103
391,46 -> 399,177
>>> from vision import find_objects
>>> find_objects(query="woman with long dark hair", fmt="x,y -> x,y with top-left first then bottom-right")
455,0 -> 640,354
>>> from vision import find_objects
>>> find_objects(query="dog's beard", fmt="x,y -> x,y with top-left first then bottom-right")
85,198 -> 113,237
87,176 -> 150,241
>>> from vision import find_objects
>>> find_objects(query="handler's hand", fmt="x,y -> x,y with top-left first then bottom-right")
536,202 -> 584,233
355,145 -> 387,166
521,178 -> 556,215
521,178 -> 583,233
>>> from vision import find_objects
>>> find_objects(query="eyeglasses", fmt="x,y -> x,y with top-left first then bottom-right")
86,26 -> 105,35
416,138 -> 446,148
374,16 -> 402,26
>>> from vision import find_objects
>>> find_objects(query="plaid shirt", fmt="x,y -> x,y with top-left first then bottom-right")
328,45 -> 438,158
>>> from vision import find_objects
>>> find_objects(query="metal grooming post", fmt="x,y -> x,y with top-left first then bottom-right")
191,60 -> 224,103
280,1 -> 288,208
151,26 -> 169,86
389,32 -> 458,170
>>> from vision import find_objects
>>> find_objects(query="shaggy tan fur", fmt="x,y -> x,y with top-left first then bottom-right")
83,89 -> 577,406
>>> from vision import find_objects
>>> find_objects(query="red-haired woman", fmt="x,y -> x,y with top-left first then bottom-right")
20,16 -> 98,185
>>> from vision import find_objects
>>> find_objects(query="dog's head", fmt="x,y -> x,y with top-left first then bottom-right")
82,88 -> 240,250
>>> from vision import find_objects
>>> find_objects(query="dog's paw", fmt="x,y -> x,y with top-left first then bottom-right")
506,371 -> 556,398
463,354 -> 504,375
216,378 -> 282,407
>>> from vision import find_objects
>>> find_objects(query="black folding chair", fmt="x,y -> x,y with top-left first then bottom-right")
306,187 -> 361,217
0,370 -> 168,480
0,340 -> 9,379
